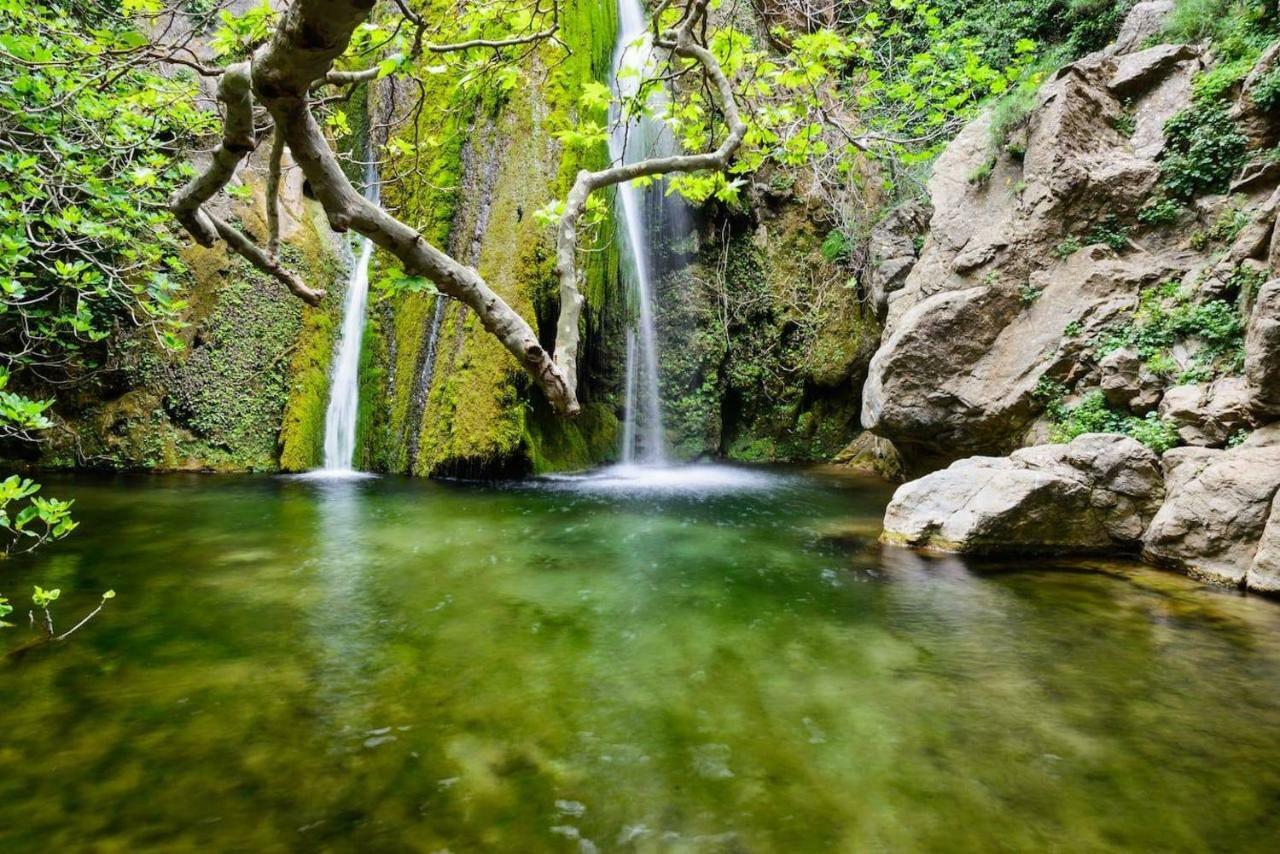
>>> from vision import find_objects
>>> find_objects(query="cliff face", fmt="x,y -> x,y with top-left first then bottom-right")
864,2 -> 1280,471
873,2 -> 1280,591
37,135 -> 348,472
656,195 -> 881,463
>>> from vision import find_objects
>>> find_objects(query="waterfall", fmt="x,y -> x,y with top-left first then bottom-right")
611,0 -> 670,466
319,167 -> 379,474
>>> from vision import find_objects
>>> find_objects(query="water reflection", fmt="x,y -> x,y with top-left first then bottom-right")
1,472 -> 1279,851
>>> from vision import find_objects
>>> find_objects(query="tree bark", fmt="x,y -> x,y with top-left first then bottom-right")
250,0 -> 578,414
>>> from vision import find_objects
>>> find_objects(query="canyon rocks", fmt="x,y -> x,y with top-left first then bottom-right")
861,20 -> 1214,462
1247,279 -> 1280,419
882,434 -> 1164,554
1143,425 -> 1280,589
869,3 -> 1280,591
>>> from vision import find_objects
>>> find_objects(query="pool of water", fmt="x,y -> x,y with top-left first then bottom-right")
3,467 -> 1280,851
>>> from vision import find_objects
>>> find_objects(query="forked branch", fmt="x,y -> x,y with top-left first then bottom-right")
552,0 -> 746,393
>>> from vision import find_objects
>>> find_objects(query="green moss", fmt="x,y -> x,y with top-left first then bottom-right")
362,0 -> 623,477
277,212 -> 348,470
659,205 -> 879,464
523,401 -> 620,474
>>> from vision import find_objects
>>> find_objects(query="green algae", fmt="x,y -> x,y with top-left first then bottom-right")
4,473 -> 1280,850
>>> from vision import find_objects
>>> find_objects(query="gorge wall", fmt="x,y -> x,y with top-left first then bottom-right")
873,1 -> 1280,590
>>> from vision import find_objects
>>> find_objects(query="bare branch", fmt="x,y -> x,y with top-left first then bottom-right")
209,213 -> 326,306
250,0 -> 578,414
168,62 -> 256,246
266,129 -> 285,257
553,0 -> 747,393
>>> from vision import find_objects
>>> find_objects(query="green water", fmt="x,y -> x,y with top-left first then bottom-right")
3,468 -> 1280,852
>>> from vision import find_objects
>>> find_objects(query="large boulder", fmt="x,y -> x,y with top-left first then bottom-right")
1143,425 -> 1280,588
861,34 -> 1208,463
882,434 -> 1164,554
1157,377 -> 1254,446
1247,497 -> 1280,594
1247,279 -> 1280,419
1109,1 -> 1175,56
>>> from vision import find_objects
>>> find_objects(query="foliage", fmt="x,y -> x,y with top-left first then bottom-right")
1137,197 -> 1183,226
1159,103 -> 1248,199
1230,264 -> 1269,300
1164,0 -> 1274,53
932,0 -> 1133,67
0,1 -> 215,375
1054,236 -> 1083,258
1085,216 -> 1131,252
1046,389 -> 1182,452
1253,67 -> 1280,111
1095,282 -> 1245,380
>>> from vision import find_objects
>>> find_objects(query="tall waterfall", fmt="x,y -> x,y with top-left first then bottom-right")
611,0 -> 670,466
319,169 -> 379,474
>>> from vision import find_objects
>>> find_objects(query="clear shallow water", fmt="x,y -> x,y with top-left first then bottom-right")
3,470 -> 1280,852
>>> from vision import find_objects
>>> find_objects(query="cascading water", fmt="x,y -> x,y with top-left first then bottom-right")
319,167 -> 379,475
611,0 -> 671,466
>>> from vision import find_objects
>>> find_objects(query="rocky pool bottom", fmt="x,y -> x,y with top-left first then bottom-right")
3,468 -> 1280,852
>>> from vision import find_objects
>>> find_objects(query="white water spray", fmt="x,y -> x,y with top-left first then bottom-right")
319,170 -> 379,474
611,0 -> 670,465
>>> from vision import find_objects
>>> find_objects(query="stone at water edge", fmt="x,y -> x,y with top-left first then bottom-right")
1143,424 -> 1280,589
1247,279 -> 1280,419
881,434 -> 1165,555
1247,497 -> 1280,594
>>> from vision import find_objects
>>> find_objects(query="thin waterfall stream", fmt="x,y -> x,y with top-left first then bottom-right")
611,0 -> 669,466
318,167 -> 379,475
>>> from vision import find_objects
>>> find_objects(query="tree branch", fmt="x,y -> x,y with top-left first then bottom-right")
553,0 -> 746,393
209,213 -> 326,306
250,0 -> 577,414
168,62 -> 257,246
266,129 -> 284,257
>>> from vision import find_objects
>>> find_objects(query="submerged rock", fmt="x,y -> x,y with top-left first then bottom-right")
1143,425 -> 1280,589
881,434 -> 1164,554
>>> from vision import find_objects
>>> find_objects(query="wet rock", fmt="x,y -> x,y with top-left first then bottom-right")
1100,347 -> 1163,414
1143,425 -> 1280,587
881,434 -> 1164,554
832,431 -> 905,481
1157,378 -> 1254,447
1246,279 -> 1280,419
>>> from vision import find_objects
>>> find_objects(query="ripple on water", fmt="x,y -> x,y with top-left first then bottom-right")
539,463 -> 783,496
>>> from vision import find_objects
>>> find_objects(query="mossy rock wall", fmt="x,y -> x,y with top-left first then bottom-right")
357,0 -> 625,477
656,199 -> 882,463
37,165 -> 346,472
